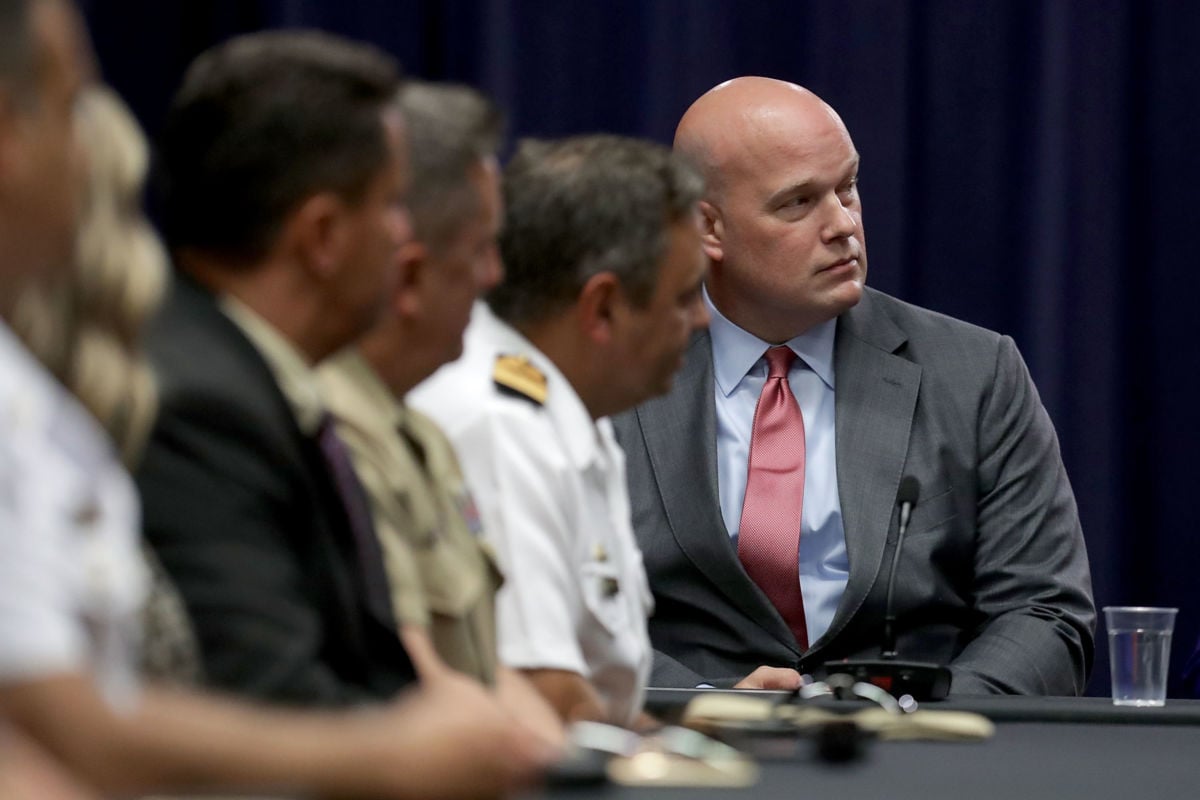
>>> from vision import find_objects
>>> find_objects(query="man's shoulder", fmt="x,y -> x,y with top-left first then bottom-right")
848,287 -> 1008,371
0,323 -> 62,410
0,324 -> 119,479
857,287 -> 1003,345
411,341 -> 553,434
319,349 -> 395,436
840,288 -> 1033,416
141,276 -> 301,463
146,276 -> 280,410
403,406 -> 456,453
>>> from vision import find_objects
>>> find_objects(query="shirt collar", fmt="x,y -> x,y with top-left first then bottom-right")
704,285 -> 837,396
219,295 -> 326,435
318,347 -> 406,433
475,303 -> 607,472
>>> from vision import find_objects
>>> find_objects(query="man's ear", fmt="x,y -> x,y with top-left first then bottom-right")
575,270 -> 623,346
287,191 -> 349,280
390,239 -> 427,318
698,199 -> 724,263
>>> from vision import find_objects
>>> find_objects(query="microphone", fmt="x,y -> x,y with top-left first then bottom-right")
820,476 -> 952,701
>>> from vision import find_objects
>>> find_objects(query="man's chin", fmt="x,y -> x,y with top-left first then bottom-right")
832,278 -> 865,312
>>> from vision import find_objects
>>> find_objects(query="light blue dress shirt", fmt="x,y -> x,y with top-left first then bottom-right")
706,288 -> 848,646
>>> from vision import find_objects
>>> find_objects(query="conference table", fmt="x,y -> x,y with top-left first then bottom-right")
528,690 -> 1200,800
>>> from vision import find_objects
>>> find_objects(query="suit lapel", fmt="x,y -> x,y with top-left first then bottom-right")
814,289 -> 921,653
169,277 -> 394,639
638,330 -> 800,651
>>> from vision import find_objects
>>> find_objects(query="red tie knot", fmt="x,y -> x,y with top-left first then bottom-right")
765,345 -> 796,379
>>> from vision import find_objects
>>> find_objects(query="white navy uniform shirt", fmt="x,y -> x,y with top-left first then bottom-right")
412,303 -> 653,726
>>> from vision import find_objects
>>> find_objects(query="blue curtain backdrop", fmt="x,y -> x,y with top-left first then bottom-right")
79,0 -> 1200,698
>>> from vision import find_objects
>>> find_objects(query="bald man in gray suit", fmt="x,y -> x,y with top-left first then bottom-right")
613,77 -> 1094,695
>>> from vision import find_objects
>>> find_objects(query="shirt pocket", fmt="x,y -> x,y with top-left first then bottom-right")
423,533 -> 489,619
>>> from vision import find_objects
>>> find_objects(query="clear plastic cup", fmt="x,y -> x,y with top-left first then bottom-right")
1103,606 -> 1178,707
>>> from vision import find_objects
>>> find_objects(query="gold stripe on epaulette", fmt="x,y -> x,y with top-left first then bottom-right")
493,354 -> 548,405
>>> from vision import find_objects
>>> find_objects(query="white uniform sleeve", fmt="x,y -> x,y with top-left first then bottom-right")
452,409 -> 590,678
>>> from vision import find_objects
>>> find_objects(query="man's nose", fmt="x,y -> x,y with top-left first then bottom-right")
821,195 -> 858,241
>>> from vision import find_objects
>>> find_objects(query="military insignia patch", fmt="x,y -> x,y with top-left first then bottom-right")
493,354 -> 547,405
456,488 -> 484,537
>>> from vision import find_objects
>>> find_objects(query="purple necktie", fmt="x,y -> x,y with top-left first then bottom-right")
315,414 -> 393,623
737,346 -> 809,650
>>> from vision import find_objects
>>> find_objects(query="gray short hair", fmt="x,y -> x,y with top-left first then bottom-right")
400,81 -> 503,253
488,134 -> 703,326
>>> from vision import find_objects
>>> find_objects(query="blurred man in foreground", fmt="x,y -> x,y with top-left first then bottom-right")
0,8 -> 550,796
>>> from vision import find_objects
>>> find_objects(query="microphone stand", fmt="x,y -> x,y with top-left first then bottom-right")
820,477 -> 952,701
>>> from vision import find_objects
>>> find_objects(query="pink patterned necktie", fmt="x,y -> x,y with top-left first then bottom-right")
737,345 -> 809,650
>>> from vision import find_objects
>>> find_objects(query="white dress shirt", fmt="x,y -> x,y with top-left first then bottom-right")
411,303 -> 653,726
706,288 -> 848,645
0,322 -> 146,709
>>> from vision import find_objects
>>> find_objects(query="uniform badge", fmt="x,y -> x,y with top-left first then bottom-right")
493,354 -> 547,406
455,488 -> 484,537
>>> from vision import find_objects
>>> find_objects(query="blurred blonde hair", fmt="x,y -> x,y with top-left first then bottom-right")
13,85 -> 167,466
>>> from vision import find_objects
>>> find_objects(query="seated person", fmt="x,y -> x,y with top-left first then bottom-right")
612,76 -> 1095,693
318,80 -> 560,741
137,27 -> 418,704
411,134 -> 712,727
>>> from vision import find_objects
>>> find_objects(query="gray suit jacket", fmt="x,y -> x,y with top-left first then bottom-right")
612,287 -> 1095,695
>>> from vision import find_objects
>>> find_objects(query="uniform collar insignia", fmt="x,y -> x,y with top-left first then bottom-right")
493,354 -> 548,406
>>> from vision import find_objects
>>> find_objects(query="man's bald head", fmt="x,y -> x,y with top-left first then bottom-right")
675,77 -> 848,204
674,76 -> 866,342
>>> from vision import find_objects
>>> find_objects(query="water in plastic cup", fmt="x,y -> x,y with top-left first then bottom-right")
1104,606 -> 1177,707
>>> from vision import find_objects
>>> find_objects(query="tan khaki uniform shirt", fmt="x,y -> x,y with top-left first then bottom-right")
319,350 -> 501,684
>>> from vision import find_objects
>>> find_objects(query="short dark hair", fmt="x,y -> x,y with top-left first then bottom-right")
399,80 -> 503,253
488,134 -> 703,325
158,30 -> 403,265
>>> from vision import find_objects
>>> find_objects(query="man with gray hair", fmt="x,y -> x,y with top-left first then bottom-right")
411,135 -> 710,727
319,81 -> 561,742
